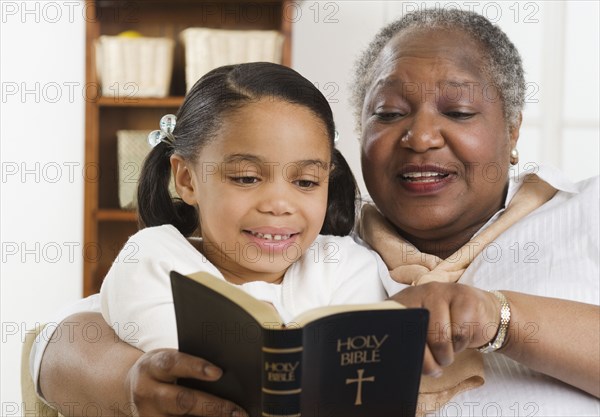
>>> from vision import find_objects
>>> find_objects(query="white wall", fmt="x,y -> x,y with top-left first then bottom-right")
0,0 -> 86,410
1,0 -> 598,409
292,0 -> 600,191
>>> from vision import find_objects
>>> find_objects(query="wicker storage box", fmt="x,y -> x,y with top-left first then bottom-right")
117,130 -> 177,209
96,36 -> 175,98
180,28 -> 284,91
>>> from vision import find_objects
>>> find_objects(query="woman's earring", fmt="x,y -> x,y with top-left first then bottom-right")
510,148 -> 519,165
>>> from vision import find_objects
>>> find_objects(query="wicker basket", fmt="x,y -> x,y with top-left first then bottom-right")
96,36 -> 175,98
117,130 -> 177,209
180,28 -> 284,91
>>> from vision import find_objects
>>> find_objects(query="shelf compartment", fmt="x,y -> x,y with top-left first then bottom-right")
84,0 -> 291,296
96,209 -> 138,222
97,96 -> 185,108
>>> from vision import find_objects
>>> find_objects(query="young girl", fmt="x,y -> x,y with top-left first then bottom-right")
100,62 -> 390,352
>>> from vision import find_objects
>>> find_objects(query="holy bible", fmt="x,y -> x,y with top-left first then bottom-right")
170,270 -> 429,417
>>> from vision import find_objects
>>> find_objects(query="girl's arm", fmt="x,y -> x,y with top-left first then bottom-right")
391,283 -> 600,397
39,312 -> 247,417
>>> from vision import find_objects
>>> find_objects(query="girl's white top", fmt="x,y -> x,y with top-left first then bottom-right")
100,226 -> 388,351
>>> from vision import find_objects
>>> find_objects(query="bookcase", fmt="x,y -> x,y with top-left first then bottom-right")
84,0 -> 293,296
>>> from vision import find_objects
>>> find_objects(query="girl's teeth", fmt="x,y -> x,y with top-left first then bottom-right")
249,231 -> 291,241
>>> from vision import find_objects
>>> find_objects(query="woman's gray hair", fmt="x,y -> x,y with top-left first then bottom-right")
351,9 -> 525,130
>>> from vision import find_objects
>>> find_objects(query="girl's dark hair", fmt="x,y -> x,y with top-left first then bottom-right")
138,62 -> 359,237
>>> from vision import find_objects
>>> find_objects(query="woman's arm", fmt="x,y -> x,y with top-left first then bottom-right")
501,290 -> 600,397
39,312 -> 247,417
391,283 -> 600,397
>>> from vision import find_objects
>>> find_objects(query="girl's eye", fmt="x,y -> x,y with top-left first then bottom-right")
445,111 -> 476,120
294,179 -> 318,189
231,176 -> 259,185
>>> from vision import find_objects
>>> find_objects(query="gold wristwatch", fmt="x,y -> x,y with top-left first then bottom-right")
477,290 -> 511,353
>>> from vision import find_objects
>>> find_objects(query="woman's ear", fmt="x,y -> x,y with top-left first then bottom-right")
170,154 -> 197,205
509,112 -> 523,150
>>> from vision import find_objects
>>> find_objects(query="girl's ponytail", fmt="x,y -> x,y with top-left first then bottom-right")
137,142 -> 199,237
320,148 -> 360,236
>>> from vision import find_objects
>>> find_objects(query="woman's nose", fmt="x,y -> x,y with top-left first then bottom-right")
400,110 -> 445,153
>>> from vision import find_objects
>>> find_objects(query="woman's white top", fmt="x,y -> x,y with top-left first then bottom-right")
381,165 -> 600,416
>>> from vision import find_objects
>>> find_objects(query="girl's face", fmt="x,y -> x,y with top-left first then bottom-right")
173,99 -> 332,284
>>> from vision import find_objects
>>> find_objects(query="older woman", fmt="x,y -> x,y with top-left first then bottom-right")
35,9 -> 598,417
351,9 -> 599,415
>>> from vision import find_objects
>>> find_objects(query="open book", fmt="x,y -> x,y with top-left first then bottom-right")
170,271 -> 429,417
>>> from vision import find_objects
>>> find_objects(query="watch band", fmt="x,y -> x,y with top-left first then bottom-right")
477,290 -> 511,353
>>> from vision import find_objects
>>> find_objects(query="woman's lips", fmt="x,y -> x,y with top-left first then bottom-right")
397,165 -> 457,194
401,171 -> 450,182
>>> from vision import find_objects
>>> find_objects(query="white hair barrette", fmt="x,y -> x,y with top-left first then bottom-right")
148,114 -> 177,147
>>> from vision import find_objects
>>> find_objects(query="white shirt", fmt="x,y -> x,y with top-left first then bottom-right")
99,225 -> 388,351
31,166 -> 600,414
30,228 -> 388,396
381,165 -> 600,416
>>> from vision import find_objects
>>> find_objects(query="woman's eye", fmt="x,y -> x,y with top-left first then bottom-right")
294,179 -> 318,189
445,111 -> 476,119
231,176 -> 259,185
373,112 -> 404,121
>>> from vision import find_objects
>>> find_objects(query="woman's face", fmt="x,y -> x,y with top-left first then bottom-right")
360,28 -> 520,253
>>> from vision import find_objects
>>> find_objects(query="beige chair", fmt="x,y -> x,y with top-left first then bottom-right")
21,326 -> 61,417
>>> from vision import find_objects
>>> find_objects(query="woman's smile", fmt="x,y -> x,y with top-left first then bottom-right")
396,163 -> 458,194
361,28 -> 517,255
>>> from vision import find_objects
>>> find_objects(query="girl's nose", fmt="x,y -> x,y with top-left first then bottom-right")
256,183 -> 296,216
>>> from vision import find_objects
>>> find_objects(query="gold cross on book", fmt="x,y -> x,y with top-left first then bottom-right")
345,369 -> 375,405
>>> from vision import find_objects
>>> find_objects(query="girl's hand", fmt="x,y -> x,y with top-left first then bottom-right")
390,282 -> 501,377
126,349 -> 248,417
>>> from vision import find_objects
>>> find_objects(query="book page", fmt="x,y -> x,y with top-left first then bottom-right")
184,271 -> 284,327
291,300 -> 405,327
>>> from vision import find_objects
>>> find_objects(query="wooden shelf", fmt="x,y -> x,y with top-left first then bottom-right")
84,0 -> 292,296
97,96 -> 185,108
96,209 -> 138,222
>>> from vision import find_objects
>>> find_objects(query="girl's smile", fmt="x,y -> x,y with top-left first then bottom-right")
243,228 -> 300,256
172,98 -> 332,285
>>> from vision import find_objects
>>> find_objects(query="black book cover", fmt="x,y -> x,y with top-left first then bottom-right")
171,270 -> 428,417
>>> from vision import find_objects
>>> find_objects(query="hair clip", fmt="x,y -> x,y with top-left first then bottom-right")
148,114 -> 177,147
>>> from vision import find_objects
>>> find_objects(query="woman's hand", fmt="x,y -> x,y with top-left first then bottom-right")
126,349 -> 247,417
391,284 -> 600,397
390,282 -> 500,376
